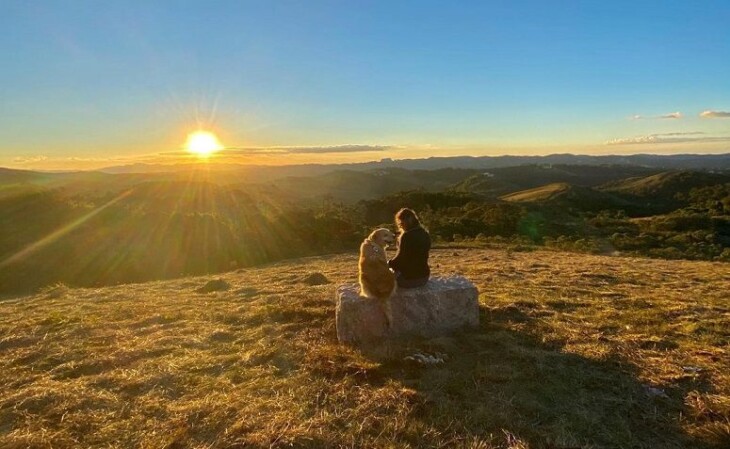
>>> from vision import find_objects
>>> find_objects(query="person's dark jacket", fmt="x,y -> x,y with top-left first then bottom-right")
388,226 -> 430,280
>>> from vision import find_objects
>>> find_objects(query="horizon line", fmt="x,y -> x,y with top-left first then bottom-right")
4,151 -> 730,174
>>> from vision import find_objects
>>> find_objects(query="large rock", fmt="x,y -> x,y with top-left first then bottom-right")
336,275 -> 479,345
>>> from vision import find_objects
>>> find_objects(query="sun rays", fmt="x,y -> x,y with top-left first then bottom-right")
0,190 -> 134,271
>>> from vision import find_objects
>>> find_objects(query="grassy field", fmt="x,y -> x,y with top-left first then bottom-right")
1,248 -> 728,448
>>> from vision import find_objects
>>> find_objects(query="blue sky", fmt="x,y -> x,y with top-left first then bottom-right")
1,1 -> 729,169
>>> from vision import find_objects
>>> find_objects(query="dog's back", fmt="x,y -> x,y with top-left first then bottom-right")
359,240 -> 396,300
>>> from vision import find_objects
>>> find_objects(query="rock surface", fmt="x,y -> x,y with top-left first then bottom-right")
336,276 -> 479,345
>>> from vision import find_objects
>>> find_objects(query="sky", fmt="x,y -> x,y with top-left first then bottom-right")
1,0 -> 729,170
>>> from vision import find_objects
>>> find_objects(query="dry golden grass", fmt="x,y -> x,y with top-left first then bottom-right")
1,248 -> 728,448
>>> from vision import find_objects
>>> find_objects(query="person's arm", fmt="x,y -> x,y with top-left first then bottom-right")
388,232 -> 410,270
387,254 -> 399,271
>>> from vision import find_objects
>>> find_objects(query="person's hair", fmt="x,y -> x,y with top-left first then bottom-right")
395,208 -> 420,231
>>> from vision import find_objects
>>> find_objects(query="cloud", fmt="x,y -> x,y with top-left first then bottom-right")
161,144 -> 392,157
657,132 -> 705,137
605,132 -> 730,145
65,156 -> 125,162
13,155 -> 48,164
660,112 -> 682,119
288,145 -> 390,154
226,144 -> 391,155
630,112 -> 682,120
700,110 -> 730,118
8,153 -> 160,169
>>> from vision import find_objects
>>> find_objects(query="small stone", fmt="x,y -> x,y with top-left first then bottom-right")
301,273 -> 330,286
196,279 -> 231,293
403,351 -> 446,366
236,287 -> 259,297
643,385 -> 668,398
42,283 -> 69,299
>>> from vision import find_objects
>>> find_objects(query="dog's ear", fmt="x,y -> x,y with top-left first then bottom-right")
368,229 -> 381,243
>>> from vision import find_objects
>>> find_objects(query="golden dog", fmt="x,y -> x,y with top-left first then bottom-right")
359,228 -> 396,326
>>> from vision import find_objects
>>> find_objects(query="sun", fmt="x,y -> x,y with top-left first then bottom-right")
185,131 -> 223,158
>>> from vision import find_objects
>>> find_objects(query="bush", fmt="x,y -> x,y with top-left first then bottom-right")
649,214 -> 712,232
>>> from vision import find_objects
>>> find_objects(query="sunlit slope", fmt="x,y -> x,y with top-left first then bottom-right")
499,182 -> 637,213
500,182 -> 574,202
1,248 -> 728,448
0,181 -> 311,293
594,171 -> 730,215
599,171 -> 730,199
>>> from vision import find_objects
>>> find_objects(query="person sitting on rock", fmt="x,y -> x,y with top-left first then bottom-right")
388,208 -> 431,288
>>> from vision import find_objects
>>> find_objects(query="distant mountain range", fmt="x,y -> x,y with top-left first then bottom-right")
94,153 -> 730,175
4,154 -> 730,206
342,153 -> 730,171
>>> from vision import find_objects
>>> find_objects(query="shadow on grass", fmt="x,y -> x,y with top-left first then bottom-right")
318,305 -> 720,449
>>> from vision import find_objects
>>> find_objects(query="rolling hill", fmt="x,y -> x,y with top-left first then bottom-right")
449,164 -> 663,198
258,168 -> 482,203
1,248 -> 728,448
599,170 -> 730,198
2,164 -> 728,294
597,171 -> 730,213
499,182 -> 639,212
1,164 -> 724,207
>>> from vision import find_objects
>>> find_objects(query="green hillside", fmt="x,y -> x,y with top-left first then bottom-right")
264,168 -> 482,203
1,165 -> 729,294
599,171 -> 730,205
